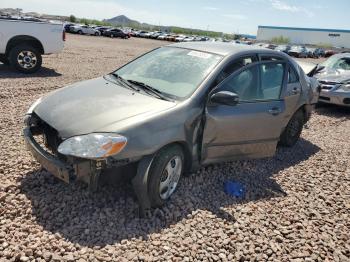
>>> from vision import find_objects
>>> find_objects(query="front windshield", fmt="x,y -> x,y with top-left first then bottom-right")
113,47 -> 222,99
321,56 -> 350,71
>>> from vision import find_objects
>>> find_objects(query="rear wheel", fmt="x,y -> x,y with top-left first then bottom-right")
9,44 -> 42,73
78,30 -> 83,35
148,145 -> 184,207
94,32 -> 99,36
110,34 -> 114,38
279,110 -> 304,147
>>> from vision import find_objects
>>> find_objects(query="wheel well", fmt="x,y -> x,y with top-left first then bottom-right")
158,142 -> 193,173
297,105 -> 308,123
6,35 -> 44,55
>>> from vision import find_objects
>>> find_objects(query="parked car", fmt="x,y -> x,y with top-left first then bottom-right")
70,25 -> 101,36
103,28 -> 129,39
314,53 -> 350,107
275,45 -> 291,54
24,42 -> 319,215
94,26 -> 111,35
167,35 -> 180,41
325,49 -> 338,58
313,48 -> 325,58
183,36 -> 195,42
288,46 -> 308,58
0,17 -> 65,73
157,34 -> 170,40
150,31 -> 163,39
262,44 -> 277,50
138,31 -> 149,38
175,35 -> 186,42
64,23 -> 75,32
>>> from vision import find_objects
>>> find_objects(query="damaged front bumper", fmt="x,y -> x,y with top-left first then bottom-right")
23,126 -> 103,189
23,114 -> 134,190
23,127 -> 73,183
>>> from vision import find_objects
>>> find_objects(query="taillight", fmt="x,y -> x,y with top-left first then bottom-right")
63,30 -> 66,41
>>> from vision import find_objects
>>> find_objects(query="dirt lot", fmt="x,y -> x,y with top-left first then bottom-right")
0,34 -> 349,261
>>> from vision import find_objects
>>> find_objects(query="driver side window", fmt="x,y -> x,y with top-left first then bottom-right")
219,65 -> 260,101
215,55 -> 258,85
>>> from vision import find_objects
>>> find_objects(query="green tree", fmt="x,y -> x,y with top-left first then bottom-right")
69,15 -> 76,23
271,36 -> 290,44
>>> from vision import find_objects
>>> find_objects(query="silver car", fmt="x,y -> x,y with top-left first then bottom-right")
23,42 -> 319,215
315,53 -> 350,107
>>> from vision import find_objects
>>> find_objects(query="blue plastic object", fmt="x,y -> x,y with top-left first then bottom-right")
224,181 -> 245,199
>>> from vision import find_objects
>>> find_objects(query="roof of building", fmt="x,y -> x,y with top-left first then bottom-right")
258,25 -> 350,34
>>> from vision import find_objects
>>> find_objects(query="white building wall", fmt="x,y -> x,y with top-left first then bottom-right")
257,26 -> 350,48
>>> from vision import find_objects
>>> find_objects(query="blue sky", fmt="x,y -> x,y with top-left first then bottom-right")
1,0 -> 349,34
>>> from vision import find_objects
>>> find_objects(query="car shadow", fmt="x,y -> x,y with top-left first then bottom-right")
19,138 -> 320,247
315,103 -> 350,118
0,64 -> 62,78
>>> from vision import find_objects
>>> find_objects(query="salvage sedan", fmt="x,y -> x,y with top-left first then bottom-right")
314,53 -> 350,107
24,42 -> 319,215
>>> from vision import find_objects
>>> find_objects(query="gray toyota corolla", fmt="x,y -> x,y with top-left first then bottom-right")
24,42 -> 319,215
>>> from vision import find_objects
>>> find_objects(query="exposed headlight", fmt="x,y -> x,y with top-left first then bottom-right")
339,84 -> 350,91
58,133 -> 127,159
27,97 -> 43,114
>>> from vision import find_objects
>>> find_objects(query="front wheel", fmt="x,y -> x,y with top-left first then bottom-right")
279,110 -> 304,147
148,145 -> 184,207
9,44 -> 42,73
94,32 -> 99,36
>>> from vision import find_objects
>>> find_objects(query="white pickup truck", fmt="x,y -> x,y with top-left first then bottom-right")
0,17 -> 65,73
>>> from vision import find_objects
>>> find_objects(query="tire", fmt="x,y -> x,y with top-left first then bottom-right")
279,110 -> 304,147
94,32 -> 99,36
110,34 -> 114,38
0,54 -> 9,65
9,44 -> 42,73
78,30 -> 83,35
148,145 -> 184,207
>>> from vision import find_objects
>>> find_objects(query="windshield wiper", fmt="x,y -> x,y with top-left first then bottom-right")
127,80 -> 170,101
110,73 -> 140,91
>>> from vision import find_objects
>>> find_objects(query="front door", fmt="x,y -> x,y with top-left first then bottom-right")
202,61 -> 290,164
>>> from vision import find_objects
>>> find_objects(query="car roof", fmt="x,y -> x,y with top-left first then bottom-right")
168,42 -> 272,56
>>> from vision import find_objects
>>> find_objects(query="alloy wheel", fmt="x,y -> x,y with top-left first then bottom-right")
17,51 -> 37,69
159,156 -> 182,200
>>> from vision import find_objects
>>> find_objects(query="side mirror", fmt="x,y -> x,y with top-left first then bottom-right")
210,91 -> 239,106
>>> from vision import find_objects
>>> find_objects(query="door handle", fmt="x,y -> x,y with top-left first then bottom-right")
268,107 -> 281,115
292,87 -> 300,95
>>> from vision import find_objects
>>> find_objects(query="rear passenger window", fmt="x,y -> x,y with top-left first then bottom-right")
260,62 -> 284,100
288,67 -> 299,83
261,56 -> 284,61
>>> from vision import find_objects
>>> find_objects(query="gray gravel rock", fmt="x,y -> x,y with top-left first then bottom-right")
0,34 -> 349,261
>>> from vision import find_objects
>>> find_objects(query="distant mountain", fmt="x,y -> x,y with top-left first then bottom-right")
104,15 -> 141,26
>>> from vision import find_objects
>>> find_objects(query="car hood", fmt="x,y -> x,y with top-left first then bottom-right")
315,69 -> 350,83
33,76 -> 176,138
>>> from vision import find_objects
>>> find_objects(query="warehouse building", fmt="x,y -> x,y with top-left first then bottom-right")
257,25 -> 350,48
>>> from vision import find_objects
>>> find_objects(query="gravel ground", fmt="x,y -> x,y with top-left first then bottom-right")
0,34 -> 349,262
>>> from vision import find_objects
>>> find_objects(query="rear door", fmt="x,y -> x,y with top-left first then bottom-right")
202,57 -> 289,164
283,64 -> 303,119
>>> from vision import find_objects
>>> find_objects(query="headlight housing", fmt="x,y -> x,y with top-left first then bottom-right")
58,133 -> 127,159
